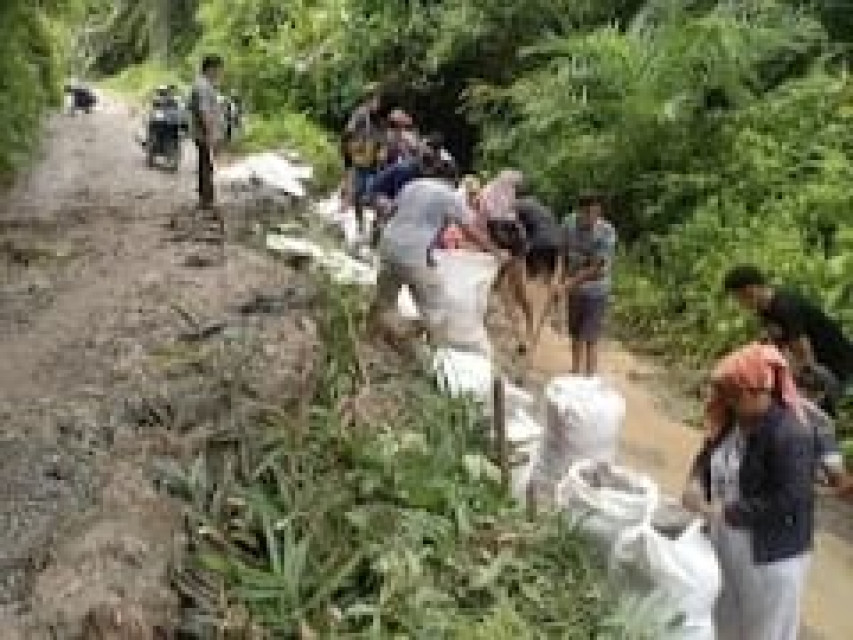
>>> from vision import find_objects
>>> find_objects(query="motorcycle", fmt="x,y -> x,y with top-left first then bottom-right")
64,82 -> 97,114
144,85 -> 188,171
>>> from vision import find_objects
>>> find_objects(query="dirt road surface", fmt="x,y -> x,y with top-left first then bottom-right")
0,99 -> 314,637
1,97 -> 850,637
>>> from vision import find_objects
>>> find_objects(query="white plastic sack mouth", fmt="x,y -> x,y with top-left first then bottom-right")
217,152 -> 313,198
557,459 -> 659,551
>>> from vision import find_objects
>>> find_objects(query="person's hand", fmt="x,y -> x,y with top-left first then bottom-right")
698,500 -> 724,524
493,249 -> 512,264
681,482 -> 704,513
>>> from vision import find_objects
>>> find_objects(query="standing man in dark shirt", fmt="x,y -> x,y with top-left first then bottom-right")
724,265 -> 853,416
189,55 -> 225,211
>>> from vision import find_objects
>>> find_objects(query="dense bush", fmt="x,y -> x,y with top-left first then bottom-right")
0,3 -> 67,179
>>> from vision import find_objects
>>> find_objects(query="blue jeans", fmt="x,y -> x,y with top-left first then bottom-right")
353,167 -> 375,206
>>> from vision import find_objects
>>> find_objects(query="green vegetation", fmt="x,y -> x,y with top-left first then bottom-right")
167,282 -> 673,637
99,61 -> 186,103
0,2 -> 69,178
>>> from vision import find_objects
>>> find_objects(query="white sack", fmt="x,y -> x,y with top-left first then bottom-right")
526,376 -> 625,503
397,285 -> 420,320
431,348 -> 492,404
556,459 -> 658,550
265,235 -> 377,286
422,250 -> 498,357
321,250 -> 377,286
265,235 -> 327,262
217,152 -> 312,197
613,517 -> 721,640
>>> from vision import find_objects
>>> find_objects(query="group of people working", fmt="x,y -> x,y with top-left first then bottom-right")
343,87 -> 853,640
341,89 -> 616,376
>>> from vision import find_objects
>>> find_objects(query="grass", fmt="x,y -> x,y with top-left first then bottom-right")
99,61 -> 188,104
235,110 -> 342,193
164,279 -> 677,638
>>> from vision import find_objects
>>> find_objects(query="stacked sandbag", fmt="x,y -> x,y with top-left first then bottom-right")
432,348 -> 493,404
526,376 -> 626,505
557,459 -> 658,550
613,504 -> 721,640
422,250 -> 499,357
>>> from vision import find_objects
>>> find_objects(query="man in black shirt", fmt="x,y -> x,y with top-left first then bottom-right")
723,265 -> 853,416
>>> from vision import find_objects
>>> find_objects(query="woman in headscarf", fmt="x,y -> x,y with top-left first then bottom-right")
683,342 -> 816,640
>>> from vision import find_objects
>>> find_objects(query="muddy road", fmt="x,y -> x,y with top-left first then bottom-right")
0,100 -> 314,637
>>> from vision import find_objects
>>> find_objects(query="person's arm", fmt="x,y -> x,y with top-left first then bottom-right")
724,423 -> 814,529
768,296 -> 814,370
458,222 -> 505,258
789,335 -> 816,370
565,227 -> 615,290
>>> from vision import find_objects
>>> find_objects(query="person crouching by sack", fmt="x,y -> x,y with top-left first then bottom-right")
683,342 -> 816,640
367,173 -> 507,348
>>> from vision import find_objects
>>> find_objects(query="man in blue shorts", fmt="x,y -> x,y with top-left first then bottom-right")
563,193 -> 617,376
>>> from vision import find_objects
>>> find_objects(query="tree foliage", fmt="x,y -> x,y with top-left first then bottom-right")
0,2 -> 69,178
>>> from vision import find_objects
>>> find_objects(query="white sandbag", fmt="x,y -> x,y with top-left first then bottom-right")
321,250 -> 377,286
506,407 -> 543,446
431,348 -> 493,404
422,250 -> 498,357
525,376 -> 625,502
613,517 -> 721,640
217,152 -> 312,197
265,235 -> 327,262
556,460 -> 658,550
397,285 -> 420,320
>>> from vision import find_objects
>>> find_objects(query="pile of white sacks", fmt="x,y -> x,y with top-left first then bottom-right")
266,190 -> 720,639
437,368 -> 722,640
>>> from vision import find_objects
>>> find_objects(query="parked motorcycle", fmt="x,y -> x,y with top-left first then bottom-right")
144,85 -> 188,171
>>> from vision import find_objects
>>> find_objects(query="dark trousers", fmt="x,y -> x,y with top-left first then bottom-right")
196,139 -> 214,208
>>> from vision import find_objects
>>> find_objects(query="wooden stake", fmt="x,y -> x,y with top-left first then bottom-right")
492,376 -> 509,492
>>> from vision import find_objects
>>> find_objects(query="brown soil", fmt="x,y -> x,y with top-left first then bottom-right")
0,99 -> 316,637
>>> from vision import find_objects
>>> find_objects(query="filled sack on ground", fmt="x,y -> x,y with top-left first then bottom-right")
556,459 -> 659,550
432,348 -> 493,404
612,511 -> 721,640
421,250 -> 499,357
525,376 -> 626,504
